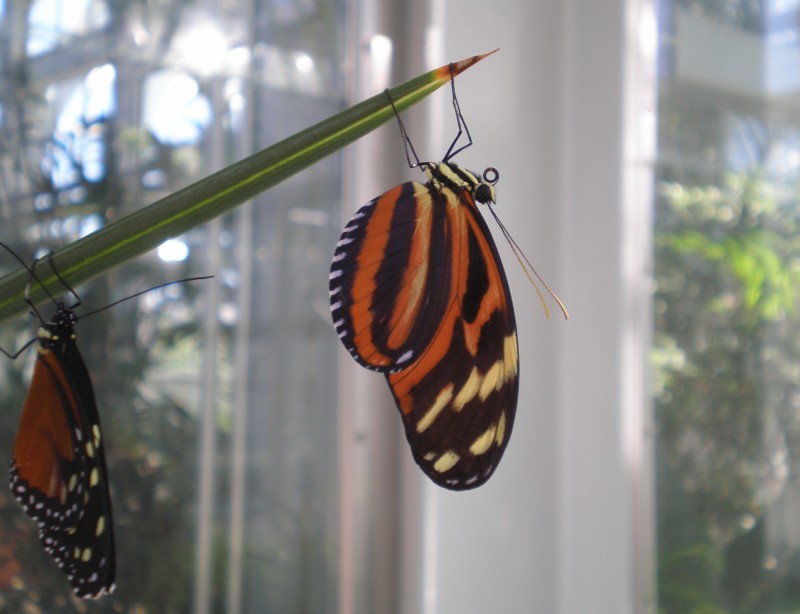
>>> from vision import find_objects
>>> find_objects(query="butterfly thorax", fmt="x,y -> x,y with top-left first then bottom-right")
424,162 -> 497,205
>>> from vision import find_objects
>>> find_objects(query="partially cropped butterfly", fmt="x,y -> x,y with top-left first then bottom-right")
0,249 -> 116,598
0,245 -> 211,597
329,67 -> 567,490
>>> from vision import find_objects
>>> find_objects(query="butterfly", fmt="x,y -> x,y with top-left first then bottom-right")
1,244 -> 212,597
2,250 -> 116,598
329,68 -> 567,490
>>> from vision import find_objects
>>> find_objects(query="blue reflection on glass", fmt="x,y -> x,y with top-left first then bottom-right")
27,0 -> 110,56
143,69 -> 212,146
51,63 -> 116,189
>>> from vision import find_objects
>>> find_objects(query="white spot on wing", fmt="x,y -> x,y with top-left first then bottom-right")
396,350 -> 414,365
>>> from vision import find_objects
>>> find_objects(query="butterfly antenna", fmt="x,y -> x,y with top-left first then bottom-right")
385,89 -> 424,170
443,63 -> 474,162
487,207 -> 569,320
80,276 -> 215,319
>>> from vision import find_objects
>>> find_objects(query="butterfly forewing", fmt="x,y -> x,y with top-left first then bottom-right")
9,314 -> 116,598
330,162 -> 519,490
330,181 -> 453,372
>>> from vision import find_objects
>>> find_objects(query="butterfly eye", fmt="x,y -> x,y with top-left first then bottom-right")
475,183 -> 495,204
483,167 -> 499,185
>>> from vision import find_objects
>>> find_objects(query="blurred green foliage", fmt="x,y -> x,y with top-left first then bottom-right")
655,172 -> 800,613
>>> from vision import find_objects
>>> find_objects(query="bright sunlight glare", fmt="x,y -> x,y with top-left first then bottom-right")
158,238 -> 190,262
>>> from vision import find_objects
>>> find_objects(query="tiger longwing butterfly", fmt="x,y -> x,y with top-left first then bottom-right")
329,64 -> 567,490
1,250 -> 117,598
1,245 -> 210,597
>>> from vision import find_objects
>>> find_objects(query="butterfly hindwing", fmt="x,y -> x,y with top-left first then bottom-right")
387,181 -> 518,489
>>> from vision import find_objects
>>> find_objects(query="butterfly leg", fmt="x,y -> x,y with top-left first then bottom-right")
384,89 -> 426,170
442,63 -> 475,162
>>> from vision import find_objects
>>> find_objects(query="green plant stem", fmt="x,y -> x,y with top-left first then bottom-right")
0,51 -> 496,324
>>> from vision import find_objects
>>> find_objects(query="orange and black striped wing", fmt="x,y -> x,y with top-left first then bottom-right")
387,185 -> 518,489
330,181 -> 518,490
330,181 -> 454,372
10,334 -> 116,598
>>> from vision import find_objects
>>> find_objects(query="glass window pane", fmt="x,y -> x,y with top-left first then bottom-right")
656,2 -> 800,611
0,1 -> 346,611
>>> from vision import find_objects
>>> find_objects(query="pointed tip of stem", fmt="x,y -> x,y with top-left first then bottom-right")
437,49 -> 500,79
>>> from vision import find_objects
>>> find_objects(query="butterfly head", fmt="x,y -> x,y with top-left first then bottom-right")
37,303 -> 78,347
474,166 -> 499,204
49,303 -> 78,329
